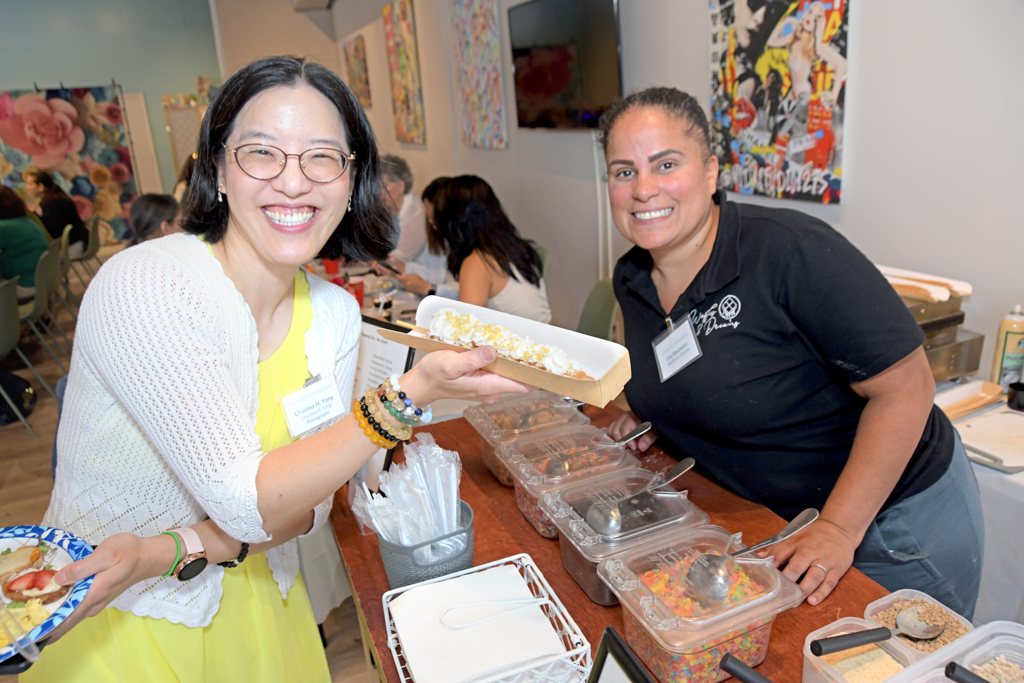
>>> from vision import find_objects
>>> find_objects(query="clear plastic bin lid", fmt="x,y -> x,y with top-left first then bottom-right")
495,425 -> 637,494
462,390 -> 589,445
539,468 -> 709,561
597,525 -> 803,653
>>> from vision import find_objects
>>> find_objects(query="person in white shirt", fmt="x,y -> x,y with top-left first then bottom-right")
380,154 -> 427,263
32,56 -> 527,683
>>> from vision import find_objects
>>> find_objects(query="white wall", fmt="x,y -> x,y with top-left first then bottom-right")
212,0 -> 340,75
302,0 -> 1024,367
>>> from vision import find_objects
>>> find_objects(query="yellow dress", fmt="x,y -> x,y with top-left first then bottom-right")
26,270 -> 331,682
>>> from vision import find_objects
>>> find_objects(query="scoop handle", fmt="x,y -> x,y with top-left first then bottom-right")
810,628 -> 892,656
945,662 -> 990,683
719,654 -> 774,683
732,508 -> 819,558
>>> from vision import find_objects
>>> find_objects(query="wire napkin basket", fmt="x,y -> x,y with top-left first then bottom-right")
382,553 -> 592,683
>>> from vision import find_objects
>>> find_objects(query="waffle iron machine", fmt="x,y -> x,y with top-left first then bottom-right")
904,297 -> 984,382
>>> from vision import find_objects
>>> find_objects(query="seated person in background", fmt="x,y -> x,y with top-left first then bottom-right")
0,186 -> 50,299
379,154 -> 426,263
173,154 -> 197,202
433,175 -> 551,323
379,176 -> 458,299
23,167 -> 88,254
127,194 -> 182,246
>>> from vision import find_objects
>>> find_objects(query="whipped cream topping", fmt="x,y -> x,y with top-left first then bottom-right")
427,309 -> 585,377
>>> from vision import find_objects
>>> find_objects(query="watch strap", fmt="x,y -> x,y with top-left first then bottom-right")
170,527 -> 203,555
169,527 -> 208,581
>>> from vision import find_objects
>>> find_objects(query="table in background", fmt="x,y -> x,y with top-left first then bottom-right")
330,405 -> 889,683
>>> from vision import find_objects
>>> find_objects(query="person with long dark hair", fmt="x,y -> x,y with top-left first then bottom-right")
430,175 -> 551,322
381,176 -> 458,299
30,56 -> 526,682
23,167 -> 88,252
126,194 -> 181,246
0,185 -> 49,299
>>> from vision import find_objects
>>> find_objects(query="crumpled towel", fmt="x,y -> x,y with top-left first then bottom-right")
389,564 -> 566,683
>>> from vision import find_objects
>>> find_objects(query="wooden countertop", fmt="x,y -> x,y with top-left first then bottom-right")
329,405 -> 889,682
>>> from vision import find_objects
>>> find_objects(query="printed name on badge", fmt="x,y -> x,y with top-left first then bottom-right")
280,376 -> 345,439
652,315 -> 702,382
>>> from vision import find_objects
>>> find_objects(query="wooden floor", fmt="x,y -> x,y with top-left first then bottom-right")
0,255 -> 368,681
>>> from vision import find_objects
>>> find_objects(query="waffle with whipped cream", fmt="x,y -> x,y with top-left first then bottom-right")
427,309 -> 592,379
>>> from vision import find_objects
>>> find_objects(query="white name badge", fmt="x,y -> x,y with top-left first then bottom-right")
652,315 -> 702,382
280,376 -> 345,439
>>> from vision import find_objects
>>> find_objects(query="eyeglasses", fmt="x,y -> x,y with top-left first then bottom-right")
223,143 -> 355,183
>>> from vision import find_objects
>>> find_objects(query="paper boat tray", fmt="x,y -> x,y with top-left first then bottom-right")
376,297 -> 631,408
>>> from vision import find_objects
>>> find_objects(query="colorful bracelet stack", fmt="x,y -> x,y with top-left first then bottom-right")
353,375 -> 432,448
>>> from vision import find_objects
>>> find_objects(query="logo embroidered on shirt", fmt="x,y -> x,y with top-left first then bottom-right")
691,295 -> 742,336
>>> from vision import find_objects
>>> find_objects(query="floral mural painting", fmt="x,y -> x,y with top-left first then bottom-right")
343,35 -> 372,109
0,85 -> 137,241
450,0 -> 506,149
383,0 -> 427,145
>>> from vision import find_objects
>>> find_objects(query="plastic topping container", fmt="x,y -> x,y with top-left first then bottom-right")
597,525 -> 802,683
802,617 -> 918,683
863,589 -> 973,661
539,468 -> 709,606
861,621 -> 1024,683
496,424 -> 642,538
463,390 -> 590,487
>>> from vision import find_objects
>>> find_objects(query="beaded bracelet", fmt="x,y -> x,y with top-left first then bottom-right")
360,396 -> 405,443
217,542 -> 249,569
160,531 -> 182,578
353,400 -> 398,448
362,389 -> 413,441
382,376 -> 432,425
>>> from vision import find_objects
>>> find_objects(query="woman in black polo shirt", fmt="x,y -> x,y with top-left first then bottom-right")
601,87 -> 984,618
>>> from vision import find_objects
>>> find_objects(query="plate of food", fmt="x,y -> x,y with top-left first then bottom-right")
0,526 -> 94,663
366,276 -> 399,296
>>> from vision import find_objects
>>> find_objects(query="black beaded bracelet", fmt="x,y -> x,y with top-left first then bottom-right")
217,542 -> 249,568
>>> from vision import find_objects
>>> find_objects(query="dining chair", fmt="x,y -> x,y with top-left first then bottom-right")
19,250 -> 69,373
69,216 -> 104,279
577,278 -> 619,342
46,240 -> 78,326
58,224 -> 81,313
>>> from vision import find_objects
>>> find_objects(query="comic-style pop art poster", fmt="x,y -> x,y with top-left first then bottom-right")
710,0 -> 848,203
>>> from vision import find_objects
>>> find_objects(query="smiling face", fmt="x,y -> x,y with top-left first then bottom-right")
605,106 -> 718,259
219,84 -> 351,271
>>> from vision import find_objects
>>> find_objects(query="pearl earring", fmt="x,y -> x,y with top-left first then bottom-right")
218,187 -> 224,203
347,195 -> 352,211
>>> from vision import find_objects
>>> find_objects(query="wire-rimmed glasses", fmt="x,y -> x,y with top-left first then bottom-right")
224,143 -> 355,183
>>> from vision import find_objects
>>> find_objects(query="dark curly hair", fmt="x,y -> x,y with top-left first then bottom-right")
597,87 -> 712,159
433,175 -> 543,286
181,55 -> 394,261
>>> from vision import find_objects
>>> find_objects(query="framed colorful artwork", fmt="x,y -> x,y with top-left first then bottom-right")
709,0 -> 848,203
383,0 -> 427,145
343,35 -> 372,108
450,0 -> 506,149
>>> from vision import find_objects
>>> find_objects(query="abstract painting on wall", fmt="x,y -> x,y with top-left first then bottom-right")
709,0 -> 848,203
450,0 -> 506,149
0,85 -> 138,240
383,0 -> 426,145
343,35 -> 372,109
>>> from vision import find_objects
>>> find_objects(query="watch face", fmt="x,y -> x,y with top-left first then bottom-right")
177,557 -> 208,581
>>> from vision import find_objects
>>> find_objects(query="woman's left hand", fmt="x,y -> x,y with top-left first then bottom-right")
760,518 -> 859,606
396,272 -> 430,295
46,532 -> 174,642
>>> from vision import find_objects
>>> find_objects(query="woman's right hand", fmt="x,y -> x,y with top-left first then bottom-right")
607,410 -> 658,451
46,532 -> 177,642
396,272 -> 430,295
400,346 -> 532,406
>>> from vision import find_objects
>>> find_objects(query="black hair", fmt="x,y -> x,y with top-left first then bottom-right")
177,154 -> 196,186
24,167 -> 68,202
420,176 -> 450,255
0,186 -> 27,220
181,55 -> 394,261
597,87 -> 712,159
128,194 -> 179,246
433,175 -> 543,286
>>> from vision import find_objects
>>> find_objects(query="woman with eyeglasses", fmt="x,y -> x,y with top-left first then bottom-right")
29,56 -> 527,683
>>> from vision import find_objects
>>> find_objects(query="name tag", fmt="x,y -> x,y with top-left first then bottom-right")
652,315 -> 702,382
280,376 -> 345,439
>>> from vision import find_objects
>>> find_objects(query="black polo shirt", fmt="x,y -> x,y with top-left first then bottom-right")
614,192 -> 954,520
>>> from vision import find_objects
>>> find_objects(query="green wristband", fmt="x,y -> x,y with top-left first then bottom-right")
160,531 -> 182,578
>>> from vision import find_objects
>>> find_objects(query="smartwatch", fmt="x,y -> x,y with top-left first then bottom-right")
427,284 -> 437,296
169,527 -> 208,581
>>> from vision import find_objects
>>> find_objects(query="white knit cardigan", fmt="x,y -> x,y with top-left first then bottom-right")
44,233 -> 360,628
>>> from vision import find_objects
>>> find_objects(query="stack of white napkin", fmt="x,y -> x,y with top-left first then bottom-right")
389,565 -> 566,683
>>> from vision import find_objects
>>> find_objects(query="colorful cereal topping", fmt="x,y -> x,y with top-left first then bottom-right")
624,611 -> 772,683
639,553 -> 765,618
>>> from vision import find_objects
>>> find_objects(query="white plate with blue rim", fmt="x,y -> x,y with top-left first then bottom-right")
0,526 -> 94,662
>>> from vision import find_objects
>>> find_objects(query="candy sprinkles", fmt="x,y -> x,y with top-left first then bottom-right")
640,554 -> 765,618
